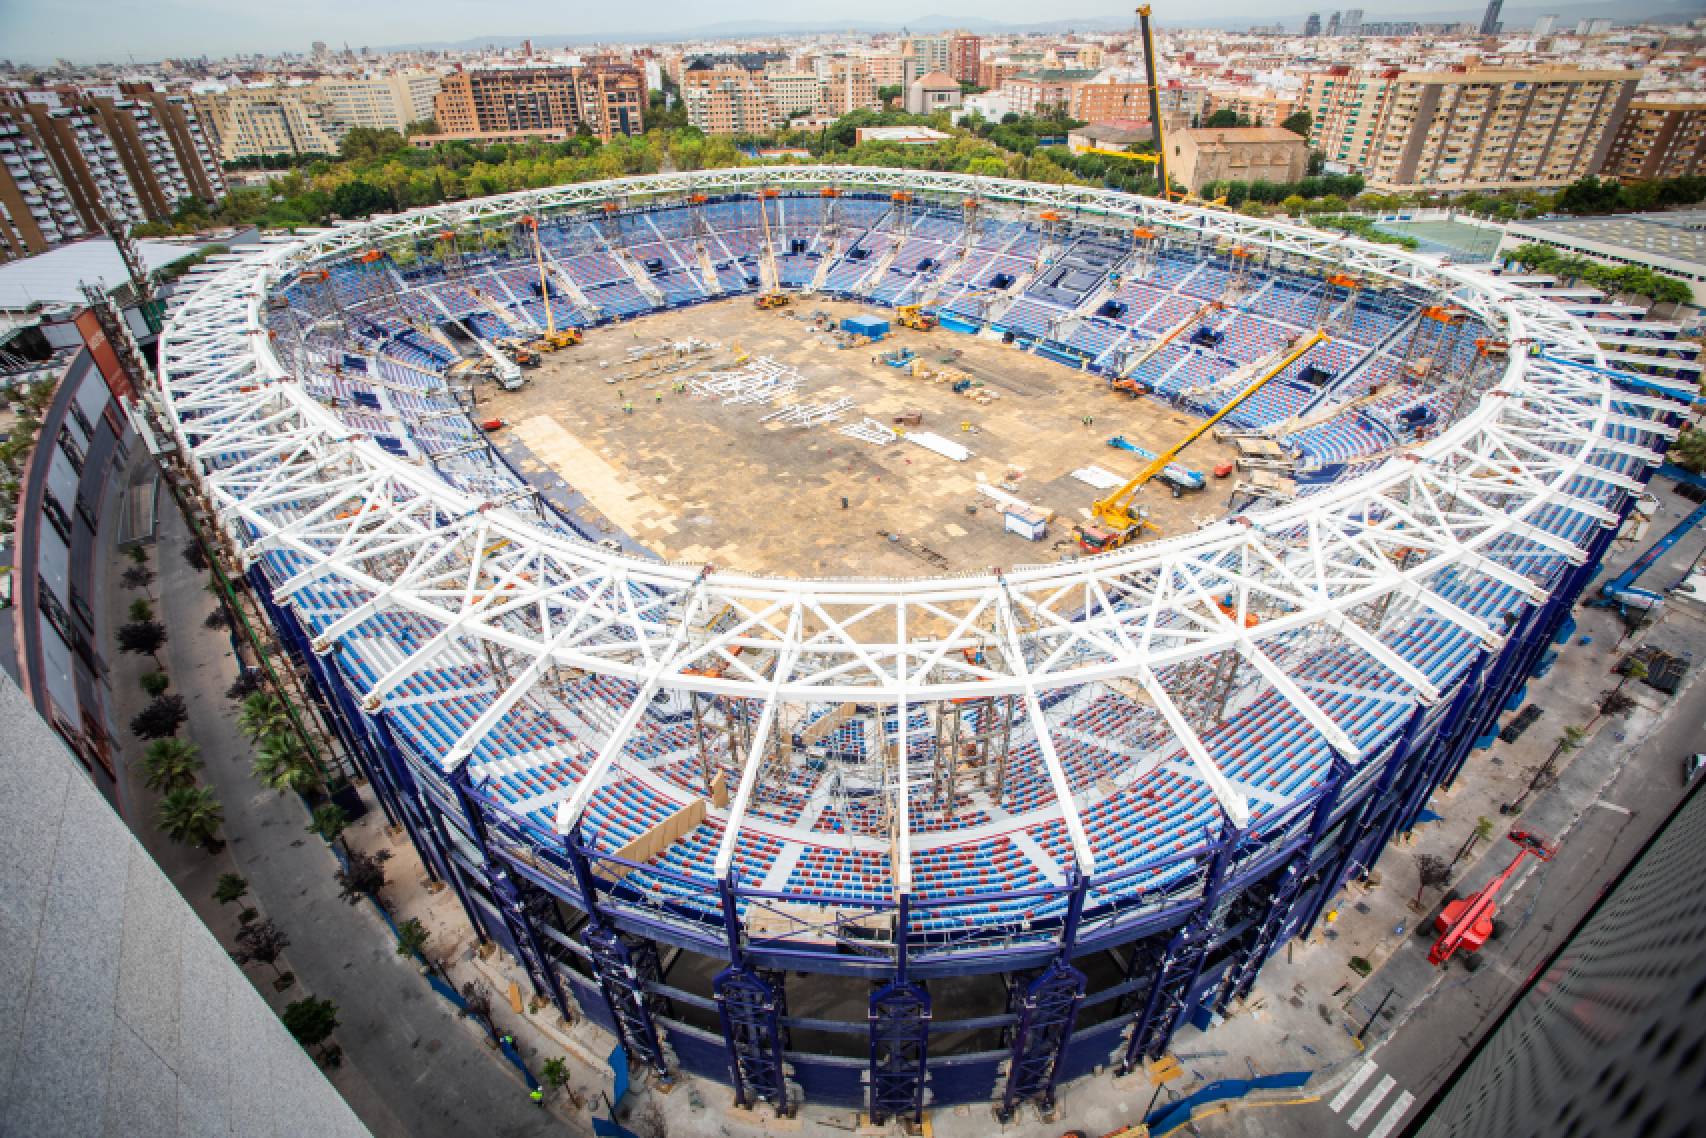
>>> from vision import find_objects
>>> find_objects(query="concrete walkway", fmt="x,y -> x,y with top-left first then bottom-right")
129,495 -> 572,1138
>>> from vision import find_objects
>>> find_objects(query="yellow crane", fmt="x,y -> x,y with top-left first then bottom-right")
1077,329 -> 1328,553
517,216 -> 581,351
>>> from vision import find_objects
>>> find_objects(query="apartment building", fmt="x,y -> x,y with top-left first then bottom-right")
765,72 -> 823,119
1072,80 -> 1153,124
433,64 -> 643,143
864,54 -> 921,91
1004,69 -> 1100,116
901,37 -> 951,76
822,59 -> 880,117
682,65 -> 777,135
1602,98 -> 1706,181
313,72 -> 441,133
1203,88 -> 1300,128
949,35 -> 983,85
192,83 -> 344,160
1301,66 -> 1639,191
0,85 -> 226,261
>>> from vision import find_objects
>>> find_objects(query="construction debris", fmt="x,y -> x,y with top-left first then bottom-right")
838,417 -> 900,446
688,357 -> 803,405
761,397 -> 854,429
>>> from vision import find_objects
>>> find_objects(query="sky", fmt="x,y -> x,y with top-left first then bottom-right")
1,1 -> 1504,65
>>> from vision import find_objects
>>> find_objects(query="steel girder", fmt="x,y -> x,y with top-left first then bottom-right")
156,167 -> 1680,890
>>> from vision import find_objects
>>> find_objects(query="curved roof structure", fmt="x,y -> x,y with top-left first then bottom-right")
158,168 -> 1677,939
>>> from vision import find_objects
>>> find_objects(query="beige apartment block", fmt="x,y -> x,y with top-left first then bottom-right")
313,71 -> 442,133
1603,98 -> 1706,181
192,84 -> 344,161
1301,66 -> 1639,192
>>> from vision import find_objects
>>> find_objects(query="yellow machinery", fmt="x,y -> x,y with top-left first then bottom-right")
1077,329 -> 1328,553
896,304 -> 938,331
755,293 -> 791,310
517,215 -> 582,352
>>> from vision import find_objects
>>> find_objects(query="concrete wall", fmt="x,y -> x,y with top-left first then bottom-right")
0,674 -> 371,1137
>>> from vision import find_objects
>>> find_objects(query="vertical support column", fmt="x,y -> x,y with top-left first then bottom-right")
449,766 -> 574,1022
564,827 -> 672,1078
868,893 -> 929,1127
998,874 -> 1088,1122
1120,818 -> 1240,1072
1216,757 -> 1350,1011
713,878 -> 792,1115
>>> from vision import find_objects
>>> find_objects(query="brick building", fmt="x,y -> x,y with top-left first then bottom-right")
433,64 -> 643,142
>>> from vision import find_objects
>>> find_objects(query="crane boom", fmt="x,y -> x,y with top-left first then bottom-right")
1429,829 -> 1555,966
1137,6 -> 1170,200
1092,330 -> 1325,531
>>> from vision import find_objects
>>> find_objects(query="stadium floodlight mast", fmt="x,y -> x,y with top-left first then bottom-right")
158,167 -> 1681,890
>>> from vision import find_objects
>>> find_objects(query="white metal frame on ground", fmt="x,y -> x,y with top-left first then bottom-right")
158,168 -> 1679,868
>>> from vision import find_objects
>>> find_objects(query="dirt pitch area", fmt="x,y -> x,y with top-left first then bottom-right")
487,298 -> 1239,578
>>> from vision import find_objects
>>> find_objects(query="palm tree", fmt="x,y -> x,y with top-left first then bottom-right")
306,802 -> 351,850
157,786 -> 224,849
237,692 -> 291,742
1670,428 -> 1706,476
251,732 -> 320,794
140,737 -> 203,793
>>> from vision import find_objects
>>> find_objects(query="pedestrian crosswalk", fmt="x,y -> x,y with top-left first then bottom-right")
1329,1058 -> 1415,1138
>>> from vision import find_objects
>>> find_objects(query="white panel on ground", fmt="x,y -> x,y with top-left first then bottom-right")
905,431 -> 972,462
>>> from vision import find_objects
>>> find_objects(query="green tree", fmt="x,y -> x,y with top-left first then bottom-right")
233,917 -> 292,985
131,694 -> 189,740
1280,110 -> 1312,137
329,178 -> 393,219
1670,428 -> 1706,474
395,916 -> 432,961
139,670 -> 171,698
157,785 -> 223,849
252,732 -> 321,794
141,737 -> 203,792
214,872 -> 249,906
335,847 -> 392,904
306,802 -> 351,849
281,996 -> 340,1061
128,598 -> 154,623
117,620 -> 168,666
238,692 -> 291,740
1203,108 -> 1248,128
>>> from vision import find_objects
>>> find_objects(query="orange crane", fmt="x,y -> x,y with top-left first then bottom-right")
1429,829 -> 1555,968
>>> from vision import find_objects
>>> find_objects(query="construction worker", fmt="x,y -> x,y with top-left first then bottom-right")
529,1087 -> 544,1108
499,1034 -> 515,1049
623,400 -> 634,415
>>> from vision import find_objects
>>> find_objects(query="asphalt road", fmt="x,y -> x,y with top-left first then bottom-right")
1202,610 -> 1705,1138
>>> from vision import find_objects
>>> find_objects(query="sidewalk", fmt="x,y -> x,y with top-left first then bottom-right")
123,493 -> 573,1138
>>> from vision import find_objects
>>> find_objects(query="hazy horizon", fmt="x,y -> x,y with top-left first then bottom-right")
2,1 -> 1550,67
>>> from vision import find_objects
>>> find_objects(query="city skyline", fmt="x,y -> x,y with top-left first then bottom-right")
0,0 -> 1659,65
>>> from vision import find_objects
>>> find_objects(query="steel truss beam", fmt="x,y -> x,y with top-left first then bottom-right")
155,165 -> 1684,908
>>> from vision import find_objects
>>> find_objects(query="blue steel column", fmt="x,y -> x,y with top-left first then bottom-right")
713,877 -> 792,1114
448,764 -> 575,1022
998,872 -> 1089,1121
868,892 -> 929,1126
1296,685 -> 1449,939
1216,755 -> 1352,1011
1120,818 -> 1239,1072
563,825 -> 672,1078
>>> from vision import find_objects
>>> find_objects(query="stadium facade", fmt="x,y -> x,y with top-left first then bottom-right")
156,167 -> 1693,1121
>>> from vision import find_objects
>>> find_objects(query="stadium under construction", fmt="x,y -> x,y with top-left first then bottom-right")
156,167 -> 1697,1123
